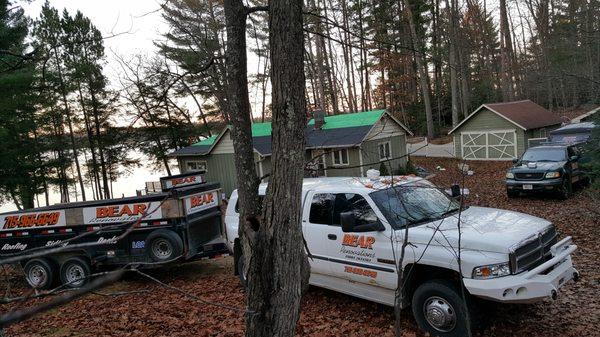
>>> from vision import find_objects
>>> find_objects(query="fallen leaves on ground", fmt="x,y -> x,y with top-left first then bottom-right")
1,157 -> 598,337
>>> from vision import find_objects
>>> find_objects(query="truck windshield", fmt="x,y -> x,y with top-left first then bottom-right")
370,181 -> 460,229
521,147 -> 566,162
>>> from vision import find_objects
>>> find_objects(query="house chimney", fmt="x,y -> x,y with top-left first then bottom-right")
314,109 -> 325,130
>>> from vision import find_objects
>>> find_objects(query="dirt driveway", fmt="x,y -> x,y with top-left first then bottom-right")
1,158 -> 598,337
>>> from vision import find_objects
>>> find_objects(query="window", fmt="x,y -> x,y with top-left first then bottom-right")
234,196 -> 265,214
309,193 -> 377,227
539,128 -> 547,138
331,149 -> 349,166
309,193 -> 335,225
332,193 -> 378,227
370,181 -> 459,229
378,141 -> 391,161
186,160 -> 207,172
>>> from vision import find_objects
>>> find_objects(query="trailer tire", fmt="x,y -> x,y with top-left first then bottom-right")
412,279 -> 475,337
24,258 -> 55,290
60,257 -> 91,288
146,230 -> 183,262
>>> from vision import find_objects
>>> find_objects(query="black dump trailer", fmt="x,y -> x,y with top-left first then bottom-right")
0,171 -> 228,289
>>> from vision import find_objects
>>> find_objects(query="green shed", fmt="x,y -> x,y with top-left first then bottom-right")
448,100 -> 563,160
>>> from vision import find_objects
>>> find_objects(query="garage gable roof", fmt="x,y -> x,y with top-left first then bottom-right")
448,100 -> 563,134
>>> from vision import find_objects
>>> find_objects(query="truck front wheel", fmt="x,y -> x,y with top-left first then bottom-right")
24,258 -> 55,290
412,279 -> 474,337
60,257 -> 91,288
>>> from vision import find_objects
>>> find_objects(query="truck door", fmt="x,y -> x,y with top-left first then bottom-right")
302,192 -> 342,276
331,193 -> 397,289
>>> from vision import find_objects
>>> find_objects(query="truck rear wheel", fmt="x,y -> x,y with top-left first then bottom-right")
60,257 -> 91,288
146,230 -> 183,262
412,279 -> 474,337
24,258 -> 55,290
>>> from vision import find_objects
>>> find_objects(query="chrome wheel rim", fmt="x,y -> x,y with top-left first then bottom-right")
423,296 -> 457,332
65,264 -> 85,287
27,265 -> 48,288
152,239 -> 172,260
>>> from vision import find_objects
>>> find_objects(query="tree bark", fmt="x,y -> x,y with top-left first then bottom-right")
246,0 -> 312,334
446,0 -> 460,126
499,0 -> 515,101
225,0 -> 309,336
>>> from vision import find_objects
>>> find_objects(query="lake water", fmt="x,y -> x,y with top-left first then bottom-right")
0,152 -> 178,213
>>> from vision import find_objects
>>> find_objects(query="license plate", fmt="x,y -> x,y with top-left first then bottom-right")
523,184 -> 533,190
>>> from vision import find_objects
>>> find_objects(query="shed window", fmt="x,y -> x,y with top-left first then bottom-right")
186,160 -> 207,172
378,141 -> 391,161
332,149 -> 349,166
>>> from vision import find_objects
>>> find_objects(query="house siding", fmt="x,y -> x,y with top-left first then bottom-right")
453,108 -> 525,159
180,154 -> 238,197
324,147 -> 362,177
361,134 -> 407,174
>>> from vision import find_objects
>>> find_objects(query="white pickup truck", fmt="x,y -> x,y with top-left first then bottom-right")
225,171 -> 578,336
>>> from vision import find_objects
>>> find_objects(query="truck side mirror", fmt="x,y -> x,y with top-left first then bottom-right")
512,158 -> 519,164
341,212 -> 385,232
450,184 -> 461,198
340,212 -> 356,233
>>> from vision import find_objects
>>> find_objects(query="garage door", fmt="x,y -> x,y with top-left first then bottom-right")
461,130 -> 517,160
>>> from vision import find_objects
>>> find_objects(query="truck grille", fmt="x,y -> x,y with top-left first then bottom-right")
514,172 -> 545,180
510,226 -> 557,274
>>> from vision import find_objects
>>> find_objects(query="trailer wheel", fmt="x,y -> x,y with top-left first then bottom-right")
146,230 -> 183,262
24,258 -> 55,290
412,279 -> 475,337
60,257 -> 91,288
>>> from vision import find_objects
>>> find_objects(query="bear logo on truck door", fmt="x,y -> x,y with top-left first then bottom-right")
342,234 -> 375,249
340,234 -> 377,262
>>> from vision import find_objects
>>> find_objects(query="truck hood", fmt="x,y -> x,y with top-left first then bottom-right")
405,206 -> 553,254
510,161 -> 565,172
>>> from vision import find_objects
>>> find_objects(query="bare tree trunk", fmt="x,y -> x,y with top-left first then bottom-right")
446,0 -> 460,125
246,0 -> 312,333
223,1 -> 263,333
403,0 -> 435,138
499,0 -> 515,101
53,46 -> 86,202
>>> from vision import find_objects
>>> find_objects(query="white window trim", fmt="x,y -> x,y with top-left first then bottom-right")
378,141 -> 392,161
527,137 -> 548,147
331,148 -> 350,166
185,160 -> 208,172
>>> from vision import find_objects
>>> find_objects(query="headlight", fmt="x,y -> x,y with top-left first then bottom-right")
506,172 -> 514,179
472,262 -> 511,279
545,171 -> 561,178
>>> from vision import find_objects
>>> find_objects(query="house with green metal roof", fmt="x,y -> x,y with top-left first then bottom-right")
169,109 -> 412,196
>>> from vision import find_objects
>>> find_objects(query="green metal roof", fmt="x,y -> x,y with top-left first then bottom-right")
191,110 -> 385,147
250,122 -> 272,137
307,109 -> 385,130
192,134 -> 218,146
